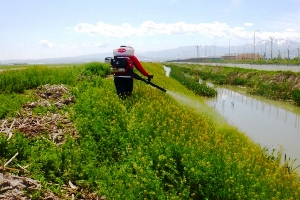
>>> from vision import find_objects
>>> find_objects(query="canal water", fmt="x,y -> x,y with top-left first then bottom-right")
164,65 -> 300,172
189,62 -> 300,72
205,87 -> 300,171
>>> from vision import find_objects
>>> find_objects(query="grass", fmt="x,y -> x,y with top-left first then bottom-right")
167,63 -> 217,97
165,63 -> 300,106
0,92 -> 36,119
178,57 -> 300,66
0,65 -> 84,93
0,62 -> 300,199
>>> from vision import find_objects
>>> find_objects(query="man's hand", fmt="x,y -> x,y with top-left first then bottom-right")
148,75 -> 154,82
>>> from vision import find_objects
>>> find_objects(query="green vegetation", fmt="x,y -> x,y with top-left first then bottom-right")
168,64 -> 217,97
292,89 -> 300,106
0,62 -> 300,199
0,65 -> 83,93
180,56 -> 300,66
165,63 -> 300,106
0,93 -> 35,119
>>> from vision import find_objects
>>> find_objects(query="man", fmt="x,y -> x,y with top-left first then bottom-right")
111,45 -> 153,98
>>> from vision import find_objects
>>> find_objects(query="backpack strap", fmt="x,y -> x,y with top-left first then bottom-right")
111,56 -> 133,74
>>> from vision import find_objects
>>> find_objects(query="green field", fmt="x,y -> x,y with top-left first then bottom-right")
0,62 -> 300,199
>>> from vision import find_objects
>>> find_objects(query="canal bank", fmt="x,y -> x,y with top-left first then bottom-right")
205,85 -> 300,172
189,62 -> 300,72
164,65 -> 300,172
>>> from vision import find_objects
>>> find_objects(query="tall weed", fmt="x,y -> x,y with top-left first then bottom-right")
169,65 -> 217,97
1,62 -> 300,199
0,66 -> 82,93
166,63 -> 300,105
291,89 -> 300,106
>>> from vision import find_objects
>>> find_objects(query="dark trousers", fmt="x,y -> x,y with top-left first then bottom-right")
114,76 -> 133,98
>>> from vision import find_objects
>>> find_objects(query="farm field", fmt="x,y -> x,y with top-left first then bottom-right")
0,62 -> 300,199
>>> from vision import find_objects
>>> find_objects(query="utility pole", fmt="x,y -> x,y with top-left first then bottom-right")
214,42 -> 218,59
265,42 -> 267,59
260,41 -> 262,57
195,45 -> 201,61
269,36 -> 275,59
229,37 -> 233,57
297,48 -> 299,65
287,42 -> 290,60
253,30 -> 259,61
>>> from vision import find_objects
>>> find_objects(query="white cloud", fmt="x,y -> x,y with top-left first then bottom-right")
73,21 -> 233,38
244,23 -> 253,27
71,21 -> 300,45
39,40 -> 56,48
286,28 -> 296,31
83,42 -> 109,48
39,40 -> 77,49
74,22 -> 136,37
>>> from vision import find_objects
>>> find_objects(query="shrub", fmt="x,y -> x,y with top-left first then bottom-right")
81,62 -> 111,77
291,89 -> 300,106
0,66 -> 82,93
168,65 -> 217,97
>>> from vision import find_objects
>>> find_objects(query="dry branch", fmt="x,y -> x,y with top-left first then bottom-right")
4,152 -> 18,167
0,84 -> 78,144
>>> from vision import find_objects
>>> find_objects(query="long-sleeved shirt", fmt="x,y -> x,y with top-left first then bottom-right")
113,55 -> 150,77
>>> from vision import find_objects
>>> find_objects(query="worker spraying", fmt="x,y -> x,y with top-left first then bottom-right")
110,45 -> 166,98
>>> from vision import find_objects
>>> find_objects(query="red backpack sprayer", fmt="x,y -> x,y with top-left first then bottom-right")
110,46 -> 167,93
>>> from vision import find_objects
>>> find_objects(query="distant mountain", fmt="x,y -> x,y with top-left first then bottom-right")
0,53 -> 111,65
1,40 -> 299,64
0,52 -> 154,65
137,39 -> 300,61
230,39 -> 300,59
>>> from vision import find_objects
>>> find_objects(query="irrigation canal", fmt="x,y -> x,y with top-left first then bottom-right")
188,62 -> 300,72
164,65 -> 300,172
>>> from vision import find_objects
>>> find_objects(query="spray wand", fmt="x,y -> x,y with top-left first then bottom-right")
131,73 -> 167,92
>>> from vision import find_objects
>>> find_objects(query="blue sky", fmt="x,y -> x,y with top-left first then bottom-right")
1,0 -> 300,60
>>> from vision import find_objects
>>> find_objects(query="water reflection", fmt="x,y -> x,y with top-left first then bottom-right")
206,88 -> 300,170
196,63 -> 300,72
163,65 -> 170,77
164,65 -> 300,171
